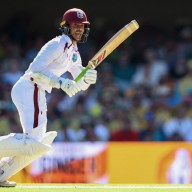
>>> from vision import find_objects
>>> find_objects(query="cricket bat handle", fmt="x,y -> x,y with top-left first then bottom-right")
75,66 -> 90,82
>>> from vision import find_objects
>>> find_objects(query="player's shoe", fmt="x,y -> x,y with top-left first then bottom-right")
0,180 -> 16,187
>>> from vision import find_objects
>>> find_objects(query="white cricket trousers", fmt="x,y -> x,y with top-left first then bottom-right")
11,77 -> 47,142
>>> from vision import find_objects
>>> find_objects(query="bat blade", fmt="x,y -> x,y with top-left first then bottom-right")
75,20 -> 139,82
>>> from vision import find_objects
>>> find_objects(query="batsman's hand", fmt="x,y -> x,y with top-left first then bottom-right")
59,78 -> 81,97
83,69 -> 97,84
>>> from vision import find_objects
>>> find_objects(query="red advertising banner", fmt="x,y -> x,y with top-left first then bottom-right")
29,142 -> 108,183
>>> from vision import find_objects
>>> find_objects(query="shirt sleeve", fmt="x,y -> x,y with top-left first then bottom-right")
27,37 -> 63,73
68,59 -> 84,79
68,56 -> 90,91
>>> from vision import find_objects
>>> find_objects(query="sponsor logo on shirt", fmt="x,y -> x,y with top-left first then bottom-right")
72,53 -> 77,62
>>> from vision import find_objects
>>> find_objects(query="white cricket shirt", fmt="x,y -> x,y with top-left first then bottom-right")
23,34 -> 85,93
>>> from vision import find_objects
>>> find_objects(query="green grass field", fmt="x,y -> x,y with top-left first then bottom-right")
1,184 -> 192,192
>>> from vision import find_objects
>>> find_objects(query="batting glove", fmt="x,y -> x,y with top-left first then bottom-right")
59,78 -> 81,97
83,69 -> 97,84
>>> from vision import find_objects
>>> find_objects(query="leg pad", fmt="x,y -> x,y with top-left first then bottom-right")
0,133 -> 51,157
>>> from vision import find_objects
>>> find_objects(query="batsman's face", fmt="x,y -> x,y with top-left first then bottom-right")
70,23 -> 85,42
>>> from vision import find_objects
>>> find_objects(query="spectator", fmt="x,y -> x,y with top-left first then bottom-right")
162,106 -> 192,141
132,48 -> 168,87
110,118 -> 140,141
177,59 -> 192,96
168,55 -> 188,80
94,117 -> 110,141
112,50 -> 137,90
140,115 -> 166,141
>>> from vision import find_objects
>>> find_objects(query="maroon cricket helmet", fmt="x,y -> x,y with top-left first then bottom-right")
61,8 -> 90,25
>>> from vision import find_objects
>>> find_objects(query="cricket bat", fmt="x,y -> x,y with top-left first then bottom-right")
75,20 -> 139,82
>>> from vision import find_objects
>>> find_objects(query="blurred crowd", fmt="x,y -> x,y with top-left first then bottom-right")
1,15 -> 192,142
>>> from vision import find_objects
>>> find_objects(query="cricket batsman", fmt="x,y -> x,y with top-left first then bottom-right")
0,8 -> 97,187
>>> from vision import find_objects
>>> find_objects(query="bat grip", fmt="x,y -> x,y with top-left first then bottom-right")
75,66 -> 90,82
